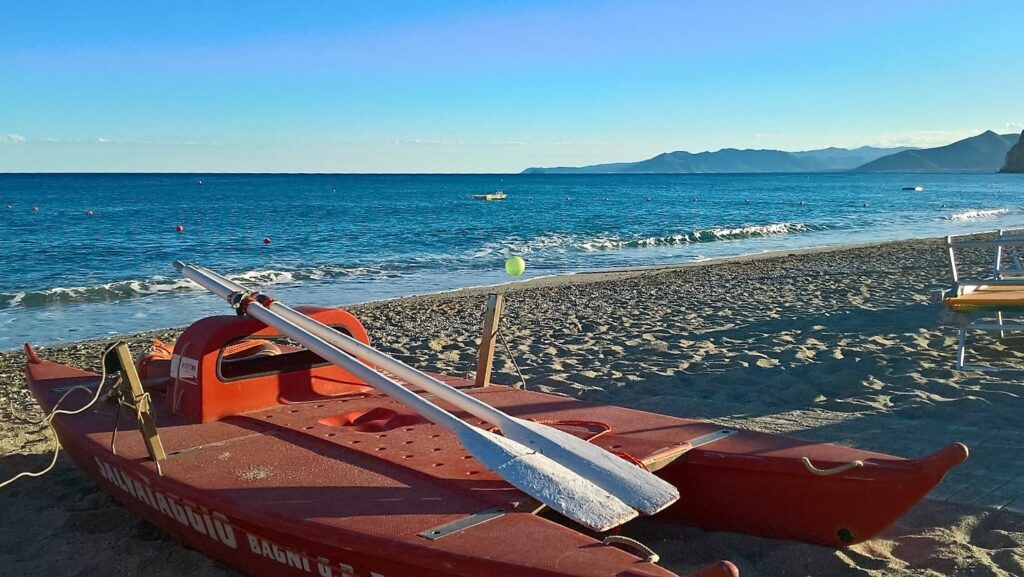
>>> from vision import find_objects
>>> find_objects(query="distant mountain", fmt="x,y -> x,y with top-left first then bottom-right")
1001,130 -> 1024,173
521,146 -> 913,174
854,131 -> 1020,173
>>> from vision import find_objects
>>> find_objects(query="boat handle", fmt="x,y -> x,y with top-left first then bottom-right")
801,457 -> 864,476
602,535 -> 659,563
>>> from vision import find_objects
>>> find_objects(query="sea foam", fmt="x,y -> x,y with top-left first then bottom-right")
0,266 -> 392,309
947,208 -> 1012,221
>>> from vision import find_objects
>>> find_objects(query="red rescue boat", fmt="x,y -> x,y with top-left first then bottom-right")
23,307 -> 967,576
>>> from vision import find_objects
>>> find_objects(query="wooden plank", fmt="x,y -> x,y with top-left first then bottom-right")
113,343 -> 167,463
475,293 -> 504,388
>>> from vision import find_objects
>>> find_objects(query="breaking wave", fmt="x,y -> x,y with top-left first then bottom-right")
0,266 -> 392,309
477,222 -> 826,255
576,223 -> 824,251
2,222 -> 826,310
947,208 -> 1012,221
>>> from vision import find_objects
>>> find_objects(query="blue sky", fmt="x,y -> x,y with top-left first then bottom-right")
1,0 -> 1022,172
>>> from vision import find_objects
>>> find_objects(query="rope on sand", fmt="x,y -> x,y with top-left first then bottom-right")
0,343 -> 118,490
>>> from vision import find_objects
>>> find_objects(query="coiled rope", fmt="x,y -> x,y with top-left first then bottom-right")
0,343 -> 118,490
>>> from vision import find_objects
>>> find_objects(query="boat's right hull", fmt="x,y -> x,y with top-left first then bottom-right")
459,384 -> 968,548
656,440 -> 967,546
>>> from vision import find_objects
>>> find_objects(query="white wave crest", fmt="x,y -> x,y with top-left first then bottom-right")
576,223 -> 819,251
947,208 -> 1012,221
0,265 -> 392,309
477,223 -> 821,256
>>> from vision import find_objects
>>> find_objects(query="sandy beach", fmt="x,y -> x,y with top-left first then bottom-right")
1,236 -> 1022,577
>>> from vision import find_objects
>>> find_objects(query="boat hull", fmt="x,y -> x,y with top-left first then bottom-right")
457,385 -> 967,548
26,355 -> 737,577
23,335 -> 966,575
657,435 -> 967,546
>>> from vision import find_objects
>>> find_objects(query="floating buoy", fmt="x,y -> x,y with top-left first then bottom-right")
32,206 -> 39,212
85,210 -> 94,216
176,224 -> 184,232
263,237 -> 272,245
799,201 -> 806,206
744,199 -> 750,204
863,203 -> 869,208
5,203 -> 11,209
693,197 -> 698,202
197,179 -> 203,185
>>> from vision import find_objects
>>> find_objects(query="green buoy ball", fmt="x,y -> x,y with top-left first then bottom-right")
505,255 -> 526,277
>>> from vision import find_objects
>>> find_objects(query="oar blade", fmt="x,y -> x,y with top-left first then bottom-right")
501,416 -> 680,515
458,426 -> 638,532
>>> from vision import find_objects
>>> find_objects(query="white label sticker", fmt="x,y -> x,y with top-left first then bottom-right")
177,355 -> 199,383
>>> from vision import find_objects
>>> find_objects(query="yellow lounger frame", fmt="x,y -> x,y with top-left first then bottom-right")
941,229 -> 1024,371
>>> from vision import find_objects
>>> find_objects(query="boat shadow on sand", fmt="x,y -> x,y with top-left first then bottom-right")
1,442 -> 1020,577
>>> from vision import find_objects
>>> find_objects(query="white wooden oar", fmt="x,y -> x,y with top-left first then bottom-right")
175,262 -> 637,531
175,261 -> 679,516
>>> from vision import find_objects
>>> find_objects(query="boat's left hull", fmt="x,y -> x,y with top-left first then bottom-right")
25,353 -> 736,577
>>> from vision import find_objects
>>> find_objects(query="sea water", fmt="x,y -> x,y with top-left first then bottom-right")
1,172 -> 1022,349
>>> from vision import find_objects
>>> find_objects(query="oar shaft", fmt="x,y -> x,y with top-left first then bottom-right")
175,261 -> 236,300
175,263 -> 464,431
177,262 -> 509,426
278,302 -> 507,422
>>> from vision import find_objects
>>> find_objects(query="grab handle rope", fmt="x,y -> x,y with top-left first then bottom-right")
0,342 -> 118,490
602,535 -> 660,563
801,456 -> 864,476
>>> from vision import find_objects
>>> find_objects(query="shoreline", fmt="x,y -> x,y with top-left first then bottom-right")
2,234 -> 1023,576
384,237 -> 898,299
6,236 -> 929,355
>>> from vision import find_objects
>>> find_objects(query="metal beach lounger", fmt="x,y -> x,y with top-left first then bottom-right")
940,229 -> 1024,371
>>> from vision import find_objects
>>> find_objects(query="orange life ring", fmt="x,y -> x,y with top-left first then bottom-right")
135,338 -> 173,382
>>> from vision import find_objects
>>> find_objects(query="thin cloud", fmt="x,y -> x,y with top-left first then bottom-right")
393,138 -> 465,146
867,130 -> 982,148
551,140 -> 612,147
6,135 -> 223,146
393,138 -> 604,147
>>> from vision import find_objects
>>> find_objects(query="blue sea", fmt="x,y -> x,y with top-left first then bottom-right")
2,173 -> 1022,350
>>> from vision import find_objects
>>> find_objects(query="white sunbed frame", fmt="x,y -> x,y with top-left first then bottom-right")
940,229 -> 1024,371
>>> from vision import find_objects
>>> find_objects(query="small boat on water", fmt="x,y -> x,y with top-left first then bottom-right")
471,191 -> 506,201
901,186 -> 924,191
21,264 -> 968,577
